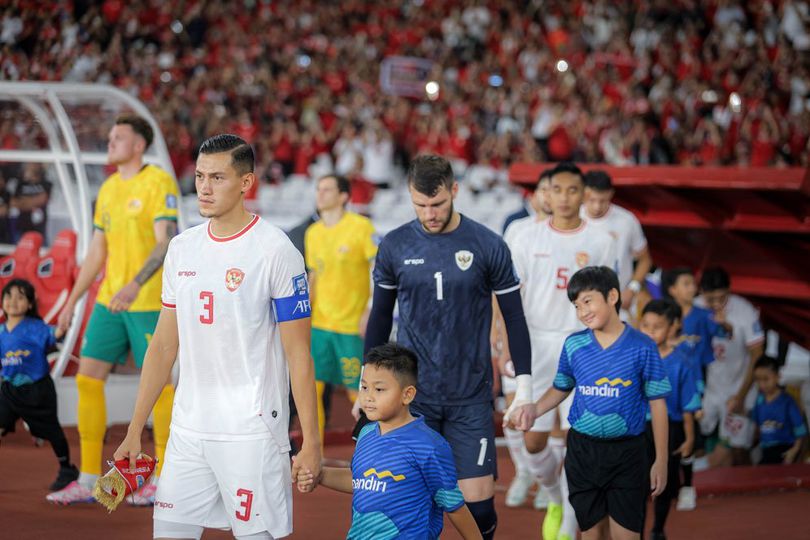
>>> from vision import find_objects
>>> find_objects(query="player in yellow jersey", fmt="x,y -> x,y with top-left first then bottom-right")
47,115 -> 179,506
305,175 -> 377,443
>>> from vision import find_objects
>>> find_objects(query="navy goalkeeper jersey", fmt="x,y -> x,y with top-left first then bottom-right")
373,215 -> 520,405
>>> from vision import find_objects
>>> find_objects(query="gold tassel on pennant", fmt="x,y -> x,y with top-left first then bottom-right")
93,454 -> 156,512
94,467 -> 129,512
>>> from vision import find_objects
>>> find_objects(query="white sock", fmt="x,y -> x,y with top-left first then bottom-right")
78,472 -> 98,490
548,435 -> 566,464
505,427 -> 531,477
560,455 -> 578,536
527,446 -> 562,505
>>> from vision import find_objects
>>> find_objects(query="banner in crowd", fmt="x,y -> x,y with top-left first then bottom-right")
380,56 -> 434,98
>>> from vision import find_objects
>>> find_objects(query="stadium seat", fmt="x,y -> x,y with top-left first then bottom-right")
0,231 -> 44,287
35,229 -> 77,324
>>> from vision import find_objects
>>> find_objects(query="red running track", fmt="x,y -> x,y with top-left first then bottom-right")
1,424 -> 809,539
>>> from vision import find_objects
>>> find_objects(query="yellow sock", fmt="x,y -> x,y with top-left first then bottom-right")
151,384 -> 174,477
316,381 -> 326,446
76,374 -> 106,476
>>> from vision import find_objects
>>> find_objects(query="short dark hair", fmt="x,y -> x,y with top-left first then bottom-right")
754,354 -> 780,374
319,174 -> 351,196
537,167 -> 553,186
364,343 -> 418,388
584,170 -> 613,191
700,266 -> 730,292
199,134 -> 254,175
567,266 -> 622,313
642,298 -> 682,324
549,161 -> 584,183
2,278 -> 40,320
116,114 -> 154,149
661,267 -> 693,299
407,155 -> 454,196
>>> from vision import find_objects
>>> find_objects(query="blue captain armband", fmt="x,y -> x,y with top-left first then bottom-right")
274,294 -> 311,321
273,273 -> 311,322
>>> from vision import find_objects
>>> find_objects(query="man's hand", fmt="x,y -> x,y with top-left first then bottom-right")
109,281 -> 141,313
621,288 -> 636,307
56,301 -> 75,335
292,455 -> 321,493
726,396 -> 743,415
502,374 -> 531,426
650,459 -> 667,497
113,429 -> 143,470
291,444 -> 322,492
504,403 -> 537,432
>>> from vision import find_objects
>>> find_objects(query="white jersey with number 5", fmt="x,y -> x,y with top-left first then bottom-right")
508,218 -> 617,333
161,215 -> 310,450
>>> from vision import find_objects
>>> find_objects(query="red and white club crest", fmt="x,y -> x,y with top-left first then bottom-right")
575,252 -> 589,268
225,268 -> 245,292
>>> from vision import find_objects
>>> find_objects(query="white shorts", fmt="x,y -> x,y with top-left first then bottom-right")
719,413 -> 755,449
153,429 -> 292,538
699,394 -> 726,436
529,331 -> 573,433
699,386 -> 757,442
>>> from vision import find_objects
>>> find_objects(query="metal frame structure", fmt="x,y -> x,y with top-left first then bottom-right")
0,82 -> 184,378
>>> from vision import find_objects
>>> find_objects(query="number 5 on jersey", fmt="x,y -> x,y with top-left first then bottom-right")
556,267 -> 570,290
199,291 -> 214,324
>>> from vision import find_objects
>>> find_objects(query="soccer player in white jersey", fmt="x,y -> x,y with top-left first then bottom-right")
497,168 -> 552,510
114,134 -> 321,540
696,267 -> 764,467
507,162 -> 617,540
581,170 -> 651,319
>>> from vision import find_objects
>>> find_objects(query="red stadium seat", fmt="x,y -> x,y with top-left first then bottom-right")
0,231 -> 44,288
35,229 -> 78,324
0,232 -> 45,321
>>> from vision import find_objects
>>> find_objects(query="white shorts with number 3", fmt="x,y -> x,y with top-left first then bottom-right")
153,429 -> 292,538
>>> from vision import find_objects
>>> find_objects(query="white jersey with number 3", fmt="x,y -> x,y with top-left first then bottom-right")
161,215 -> 310,449
508,218 -> 617,333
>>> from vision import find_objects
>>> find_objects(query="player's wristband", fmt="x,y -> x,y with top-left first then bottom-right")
513,374 -> 532,405
628,280 -> 642,293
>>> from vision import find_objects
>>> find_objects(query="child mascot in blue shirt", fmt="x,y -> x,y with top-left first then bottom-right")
296,342 -> 481,539
0,279 -> 78,491
510,266 -> 671,540
640,299 -> 702,540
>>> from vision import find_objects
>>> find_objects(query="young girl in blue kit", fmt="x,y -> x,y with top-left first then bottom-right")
0,279 -> 78,491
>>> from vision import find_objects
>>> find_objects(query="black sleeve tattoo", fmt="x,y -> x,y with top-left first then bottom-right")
134,221 -> 178,286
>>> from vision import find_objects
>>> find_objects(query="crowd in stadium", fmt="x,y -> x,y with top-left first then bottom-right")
2,0 -> 810,192
1,2 -> 810,539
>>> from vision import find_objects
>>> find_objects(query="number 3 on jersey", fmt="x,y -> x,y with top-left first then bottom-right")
199,291 -> 214,324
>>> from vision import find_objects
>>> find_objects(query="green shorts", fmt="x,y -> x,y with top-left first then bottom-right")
80,303 -> 159,368
312,327 -> 362,389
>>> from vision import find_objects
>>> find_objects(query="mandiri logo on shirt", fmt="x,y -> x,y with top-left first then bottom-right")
761,420 -> 784,434
578,377 -> 633,398
353,468 -> 406,493
2,349 -> 31,367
